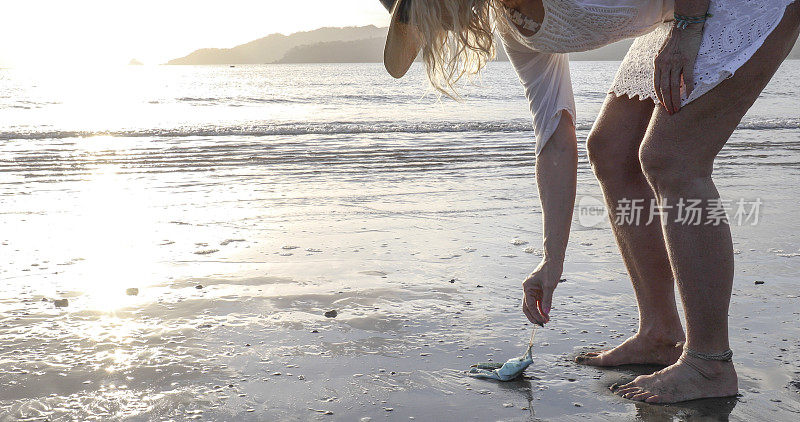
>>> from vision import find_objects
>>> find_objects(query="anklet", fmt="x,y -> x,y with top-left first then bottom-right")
685,348 -> 733,362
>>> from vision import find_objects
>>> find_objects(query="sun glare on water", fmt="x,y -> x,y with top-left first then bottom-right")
61,145 -> 165,312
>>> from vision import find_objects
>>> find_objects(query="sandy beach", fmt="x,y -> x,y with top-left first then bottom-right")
1,62 -> 799,421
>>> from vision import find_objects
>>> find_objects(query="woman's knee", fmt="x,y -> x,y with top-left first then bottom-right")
639,142 -> 710,195
587,94 -> 654,182
586,130 -> 641,182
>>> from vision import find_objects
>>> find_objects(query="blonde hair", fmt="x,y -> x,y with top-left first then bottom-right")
408,0 -> 502,98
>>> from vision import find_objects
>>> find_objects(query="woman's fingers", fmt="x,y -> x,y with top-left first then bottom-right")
653,65 -> 664,110
522,287 -> 546,326
522,295 -> 539,325
538,286 -> 553,322
683,64 -> 695,97
670,67 -> 682,113
660,69 -> 672,113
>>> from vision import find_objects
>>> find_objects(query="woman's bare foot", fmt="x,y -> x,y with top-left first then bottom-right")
610,353 -> 738,403
575,333 -> 684,366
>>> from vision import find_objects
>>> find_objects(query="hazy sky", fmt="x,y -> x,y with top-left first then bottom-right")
1,0 -> 390,66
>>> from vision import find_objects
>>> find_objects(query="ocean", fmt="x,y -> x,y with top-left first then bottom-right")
1,62 -> 799,420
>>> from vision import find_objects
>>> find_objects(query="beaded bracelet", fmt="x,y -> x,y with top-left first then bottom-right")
674,12 -> 713,29
504,5 -> 541,34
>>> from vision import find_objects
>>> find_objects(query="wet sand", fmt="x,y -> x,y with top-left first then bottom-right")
2,125 -> 800,420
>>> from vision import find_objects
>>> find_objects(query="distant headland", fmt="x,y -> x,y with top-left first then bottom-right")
166,25 -> 800,65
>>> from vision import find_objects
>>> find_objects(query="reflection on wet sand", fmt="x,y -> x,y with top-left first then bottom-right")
3,87 -> 800,418
634,396 -> 738,421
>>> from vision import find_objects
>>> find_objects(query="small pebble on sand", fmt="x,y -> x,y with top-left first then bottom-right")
54,299 -> 69,308
754,280 -> 765,285
194,249 -> 219,255
308,408 -> 333,415
126,288 -> 139,296
196,284 -> 204,289
324,310 -> 338,318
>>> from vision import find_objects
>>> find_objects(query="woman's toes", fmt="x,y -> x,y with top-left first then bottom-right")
581,353 -> 608,365
644,394 -> 662,404
622,388 -> 643,399
575,351 -> 604,363
631,391 -> 652,401
614,386 -> 639,397
609,381 -> 629,391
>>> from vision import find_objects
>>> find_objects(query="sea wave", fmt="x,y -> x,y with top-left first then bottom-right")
0,121 -> 535,140
2,118 -> 799,141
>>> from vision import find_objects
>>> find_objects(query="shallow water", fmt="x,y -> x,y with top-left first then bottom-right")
1,62 -> 799,420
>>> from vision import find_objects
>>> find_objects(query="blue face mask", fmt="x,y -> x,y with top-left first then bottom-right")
468,328 -> 536,381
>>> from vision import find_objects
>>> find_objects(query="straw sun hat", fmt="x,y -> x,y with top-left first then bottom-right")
378,0 -> 422,78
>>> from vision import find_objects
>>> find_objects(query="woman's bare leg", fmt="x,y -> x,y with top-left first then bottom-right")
613,2 -> 800,403
579,95 -> 684,366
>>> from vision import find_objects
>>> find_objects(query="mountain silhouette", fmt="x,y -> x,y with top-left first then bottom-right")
167,26 -> 387,65
168,25 -> 800,65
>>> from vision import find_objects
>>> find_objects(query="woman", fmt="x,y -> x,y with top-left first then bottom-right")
377,0 -> 800,403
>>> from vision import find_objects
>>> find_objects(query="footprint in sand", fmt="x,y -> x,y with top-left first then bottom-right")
220,239 -> 245,246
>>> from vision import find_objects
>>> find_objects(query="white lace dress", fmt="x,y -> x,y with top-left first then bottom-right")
498,0 -> 796,154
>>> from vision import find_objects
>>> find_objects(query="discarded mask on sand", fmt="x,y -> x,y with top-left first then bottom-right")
468,326 -> 536,381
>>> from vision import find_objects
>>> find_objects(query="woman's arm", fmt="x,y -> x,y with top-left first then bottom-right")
499,30 -> 576,325
522,111 -> 577,326
654,0 -> 711,113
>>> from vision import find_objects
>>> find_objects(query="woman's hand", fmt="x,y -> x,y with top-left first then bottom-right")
523,111 -> 577,326
522,258 -> 562,326
654,25 -> 704,114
